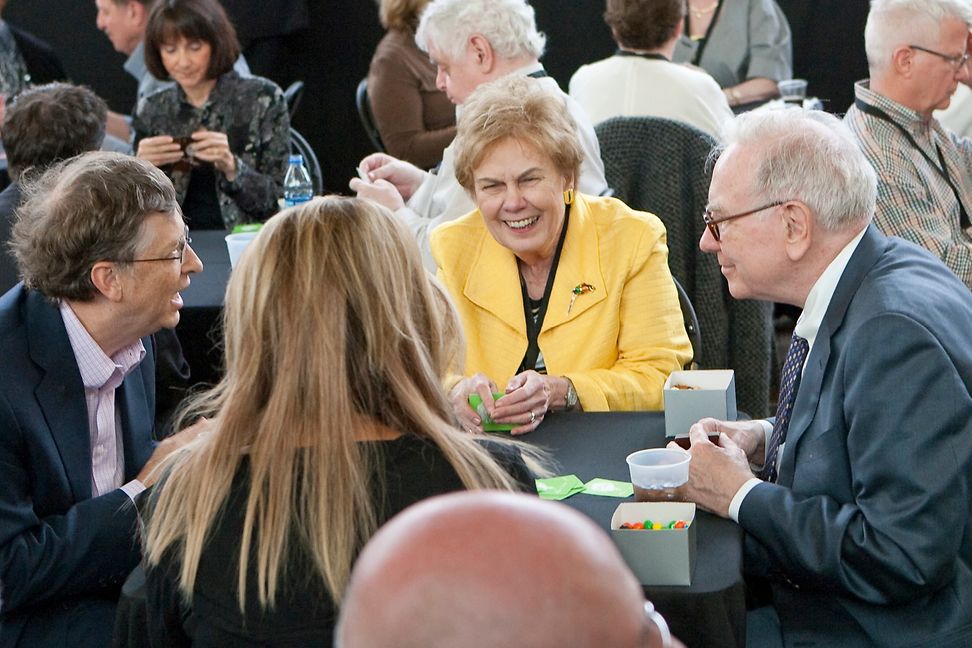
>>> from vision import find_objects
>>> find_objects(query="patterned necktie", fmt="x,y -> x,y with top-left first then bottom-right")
760,334 -> 810,483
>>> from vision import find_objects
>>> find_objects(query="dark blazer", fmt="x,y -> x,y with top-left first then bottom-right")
0,286 -> 156,648
8,23 -> 66,86
739,225 -> 972,646
0,183 -> 19,294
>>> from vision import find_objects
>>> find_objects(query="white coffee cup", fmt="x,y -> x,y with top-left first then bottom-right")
225,232 -> 257,268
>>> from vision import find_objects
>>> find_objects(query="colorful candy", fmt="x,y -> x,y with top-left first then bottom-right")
618,519 -> 689,531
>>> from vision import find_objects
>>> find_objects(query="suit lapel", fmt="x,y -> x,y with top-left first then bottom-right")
541,196 -> 607,333
778,225 -> 888,485
462,215 -> 531,334
25,292 -> 92,502
118,337 -> 155,481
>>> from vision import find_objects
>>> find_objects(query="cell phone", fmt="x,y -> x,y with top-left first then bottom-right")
173,135 -> 193,152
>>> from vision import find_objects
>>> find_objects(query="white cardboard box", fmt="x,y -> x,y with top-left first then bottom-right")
663,370 -> 737,439
610,502 -> 697,586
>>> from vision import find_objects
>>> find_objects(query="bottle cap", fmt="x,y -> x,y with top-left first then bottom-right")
288,154 -> 304,165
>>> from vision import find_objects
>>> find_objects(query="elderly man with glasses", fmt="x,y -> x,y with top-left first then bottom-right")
845,0 -> 972,288
682,106 -> 972,647
0,152 -> 205,647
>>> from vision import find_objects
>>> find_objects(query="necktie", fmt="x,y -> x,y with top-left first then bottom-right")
760,334 -> 810,483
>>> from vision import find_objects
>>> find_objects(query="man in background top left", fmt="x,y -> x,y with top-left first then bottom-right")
0,152 -> 203,647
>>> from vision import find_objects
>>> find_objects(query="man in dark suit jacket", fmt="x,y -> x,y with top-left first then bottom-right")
678,108 -> 972,647
0,152 -> 204,647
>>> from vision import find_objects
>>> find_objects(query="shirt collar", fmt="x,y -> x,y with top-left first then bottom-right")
59,302 -> 146,390
854,79 -> 934,135
794,226 -> 868,349
512,61 -> 545,78
124,41 -> 147,82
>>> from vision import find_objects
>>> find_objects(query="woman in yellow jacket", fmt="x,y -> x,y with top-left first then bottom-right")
431,74 -> 691,435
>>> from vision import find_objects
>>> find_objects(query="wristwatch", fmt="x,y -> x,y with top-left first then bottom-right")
564,380 -> 578,411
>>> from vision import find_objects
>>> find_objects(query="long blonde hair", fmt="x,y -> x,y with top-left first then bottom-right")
144,197 -> 526,610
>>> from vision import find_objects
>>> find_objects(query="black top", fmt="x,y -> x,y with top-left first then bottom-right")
144,435 -> 533,647
181,163 -> 224,230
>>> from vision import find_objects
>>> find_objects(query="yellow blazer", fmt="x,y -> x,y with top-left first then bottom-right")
431,193 -> 691,411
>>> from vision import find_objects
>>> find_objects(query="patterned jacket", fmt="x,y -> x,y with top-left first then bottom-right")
134,71 -> 290,229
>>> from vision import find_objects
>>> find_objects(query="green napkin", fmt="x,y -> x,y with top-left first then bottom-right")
536,474 -> 586,501
582,478 -> 634,498
468,393 -> 515,432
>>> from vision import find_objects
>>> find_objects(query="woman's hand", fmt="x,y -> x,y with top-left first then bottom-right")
136,135 -> 184,168
190,129 -> 237,181
491,370 -> 553,436
449,373 -> 499,434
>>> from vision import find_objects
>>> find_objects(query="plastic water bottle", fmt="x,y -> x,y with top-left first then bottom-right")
283,154 -> 313,207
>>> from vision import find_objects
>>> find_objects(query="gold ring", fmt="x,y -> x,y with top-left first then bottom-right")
529,410 -> 536,424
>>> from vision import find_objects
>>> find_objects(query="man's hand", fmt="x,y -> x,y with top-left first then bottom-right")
670,424 -> 756,517
136,417 -> 210,486
355,153 -> 426,201
349,177 -> 405,211
690,417 -> 766,463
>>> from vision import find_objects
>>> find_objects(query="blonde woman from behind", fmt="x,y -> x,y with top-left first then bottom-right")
142,196 -> 535,646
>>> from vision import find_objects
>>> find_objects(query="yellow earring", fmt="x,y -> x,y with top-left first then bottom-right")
563,188 -> 574,205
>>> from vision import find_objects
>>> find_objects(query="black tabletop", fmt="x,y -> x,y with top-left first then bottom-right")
163,233 -> 747,648
526,411 -> 745,648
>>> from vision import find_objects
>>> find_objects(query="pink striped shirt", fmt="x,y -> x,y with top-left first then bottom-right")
59,302 -> 147,500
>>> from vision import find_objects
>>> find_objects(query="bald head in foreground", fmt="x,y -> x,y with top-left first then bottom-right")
336,491 -> 682,648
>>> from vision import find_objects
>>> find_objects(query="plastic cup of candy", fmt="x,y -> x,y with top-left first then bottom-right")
626,448 -> 691,502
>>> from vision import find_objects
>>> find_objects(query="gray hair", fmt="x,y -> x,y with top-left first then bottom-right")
865,0 -> 972,71
712,108 -> 877,231
415,0 -> 546,62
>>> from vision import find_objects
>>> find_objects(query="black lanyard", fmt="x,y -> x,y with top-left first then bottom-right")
855,98 -> 970,229
684,0 -> 726,66
518,205 -> 570,373
614,49 -> 669,62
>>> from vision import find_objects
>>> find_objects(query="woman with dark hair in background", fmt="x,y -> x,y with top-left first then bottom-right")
367,0 -> 456,169
134,0 -> 289,229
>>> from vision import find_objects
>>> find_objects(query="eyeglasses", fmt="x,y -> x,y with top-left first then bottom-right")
702,201 -> 785,242
123,226 -> 192,264
644,600 -> 673,648
909,44 -> 971,70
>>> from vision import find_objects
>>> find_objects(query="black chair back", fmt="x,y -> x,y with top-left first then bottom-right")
595,116 -> 773,416
283,80 -> 305,120
672,277 -> 701,370
289,127 -> 323,195
355,78 -> 386,152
